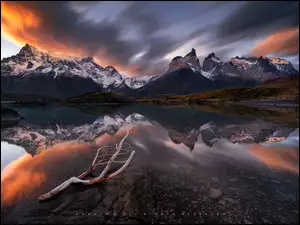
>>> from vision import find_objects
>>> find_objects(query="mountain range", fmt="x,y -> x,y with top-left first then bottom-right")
1,44 -> 298,99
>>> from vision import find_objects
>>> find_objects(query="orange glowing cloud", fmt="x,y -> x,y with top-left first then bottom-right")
251,27 -> 299,57
1,1 -> 141,76
1,2 -> 84,55
249,144 -> 299,174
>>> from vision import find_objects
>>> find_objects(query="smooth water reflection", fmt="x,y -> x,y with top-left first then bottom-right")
1,104 -> 299,224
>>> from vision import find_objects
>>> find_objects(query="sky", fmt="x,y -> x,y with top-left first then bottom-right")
1,1 -> 299,77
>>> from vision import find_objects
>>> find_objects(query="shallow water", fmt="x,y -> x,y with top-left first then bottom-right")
1,104 -> 299,224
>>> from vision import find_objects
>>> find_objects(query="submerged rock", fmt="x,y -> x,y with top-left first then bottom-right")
208,188 -> 222,199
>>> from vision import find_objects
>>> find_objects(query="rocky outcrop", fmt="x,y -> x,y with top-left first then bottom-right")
168,48 -> 201,73
202,53 -> 222,71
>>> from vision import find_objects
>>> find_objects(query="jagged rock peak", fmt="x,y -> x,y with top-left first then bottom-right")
202,52 -> 223,72
105,66 -> 118,73
86,56 -> 94,61
172,56 -> 183,61
191,48 -> 196,55
206,52 -> 216,58
24,43 -> 35,49
81,56 -> 95,63
168,48 -> 201,73
205,53 -> 222,62
185,48 -> 197,57
19,43 -> 38,54
18,44 -> 38,55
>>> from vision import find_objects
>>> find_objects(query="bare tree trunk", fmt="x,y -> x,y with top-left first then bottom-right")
37,126 -> 135,201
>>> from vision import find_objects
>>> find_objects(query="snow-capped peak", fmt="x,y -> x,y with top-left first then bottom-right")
230,57 -> 257,66
1,44 -> 128,89
124,75 -> 154,89
259,56 -> 297,74
1,44 -> 156,90
202,52 -> 298,83
229,55 -> 298,82
263,56 -> 290,65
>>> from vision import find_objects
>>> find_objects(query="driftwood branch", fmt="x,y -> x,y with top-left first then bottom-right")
37,126 -> 135,201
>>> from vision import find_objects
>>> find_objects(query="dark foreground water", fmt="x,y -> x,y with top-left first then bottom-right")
1,104 -> 299,224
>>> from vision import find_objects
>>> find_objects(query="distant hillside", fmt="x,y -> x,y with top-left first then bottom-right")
65,91 -> 133,104
136,76 -> 299,104
1,92 -> 58,103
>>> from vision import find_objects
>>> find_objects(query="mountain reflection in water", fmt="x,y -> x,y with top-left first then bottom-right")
1,104 -> 299,224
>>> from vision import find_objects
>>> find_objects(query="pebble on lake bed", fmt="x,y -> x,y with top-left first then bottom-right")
208,188 -> 222,199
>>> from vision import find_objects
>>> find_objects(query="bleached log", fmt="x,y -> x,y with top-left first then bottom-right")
37,126 -> 135,202
100,150 -> 135,181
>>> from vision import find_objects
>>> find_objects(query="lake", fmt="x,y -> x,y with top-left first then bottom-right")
1,103 -> 299,224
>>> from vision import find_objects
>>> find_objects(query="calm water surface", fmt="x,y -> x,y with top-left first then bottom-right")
1,104 -> 299,224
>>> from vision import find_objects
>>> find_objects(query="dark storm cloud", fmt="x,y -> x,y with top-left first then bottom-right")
133,36 -> 185,74
70,1 -> 100,7
214,48 -> 234,61
187,25 -> 216,42
216,1 -> 299,45
188,1 -> 300,59
116,2 -> 187,74
136,59 -> 170,76
55,1 -> 181,75
197,47 -> 234,65
119,2 -> 166,37
16,1 -> 139,63
143,37 -> 183,61
7,1 -> 179,75
221,1 -> 298,35
2,1 -> 299,76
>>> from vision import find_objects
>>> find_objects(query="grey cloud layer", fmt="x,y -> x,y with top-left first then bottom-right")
219,1 -> 299,38
189,1 -> 299,61
15,1 -> 299,76
18,1 -> 183,75
211,1 -> 299,49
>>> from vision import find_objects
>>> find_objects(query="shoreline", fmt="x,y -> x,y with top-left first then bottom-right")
1,98 -> 299,108
232,99 -> 299,108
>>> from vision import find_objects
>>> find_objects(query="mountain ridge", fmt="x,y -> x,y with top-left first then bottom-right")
201,52 -> 298,83
1,43 -> 155,90
1,44 -> 298,99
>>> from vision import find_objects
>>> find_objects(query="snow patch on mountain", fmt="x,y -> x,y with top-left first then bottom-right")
124,76 -> 154,89
201,69 -> 215,80
265,57 -> 297,74
230,57 -> 257,67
